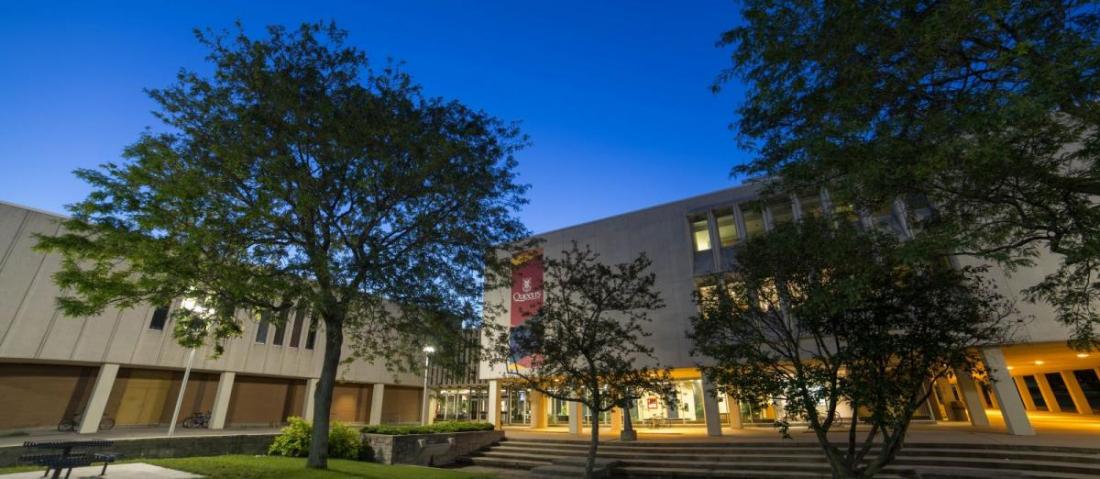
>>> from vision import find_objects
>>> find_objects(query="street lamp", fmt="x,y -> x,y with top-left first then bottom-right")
168,296 -> 210,437
421,346 -> 436,425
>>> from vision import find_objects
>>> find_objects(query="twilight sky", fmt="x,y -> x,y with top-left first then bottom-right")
0,1 -> 749,234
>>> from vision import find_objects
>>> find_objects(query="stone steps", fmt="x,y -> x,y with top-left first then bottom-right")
465,438 -> 1100,478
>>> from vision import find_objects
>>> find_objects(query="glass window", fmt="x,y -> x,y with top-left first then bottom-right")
289,306 -> 306,348
255,311 -> 271,343
740,206 -> 765,239
768,199 -> 794,226
833,202 -> 862,228
1022,376 -> 1047,410
798,193 -> 824,219
1045,373 -> 1078,413
870,203 -> 900,232
714,209 -> 738,248
149,305 -> 170,330
1073,370 -> 1100,413
690,216 -> 711,252
272,309 -> 288,346
305,312 -> 319,350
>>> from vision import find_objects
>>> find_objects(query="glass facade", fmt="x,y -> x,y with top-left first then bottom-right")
433,387 -> 488,422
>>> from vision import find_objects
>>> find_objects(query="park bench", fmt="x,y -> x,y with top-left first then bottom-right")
20,440 -> 118,479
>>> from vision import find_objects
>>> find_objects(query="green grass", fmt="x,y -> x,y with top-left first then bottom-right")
0,455 -> 495,478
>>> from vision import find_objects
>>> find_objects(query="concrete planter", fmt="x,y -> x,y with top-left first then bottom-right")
361,429 -> 503,466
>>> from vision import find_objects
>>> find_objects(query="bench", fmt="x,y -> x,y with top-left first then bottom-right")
21,441 -> 118,479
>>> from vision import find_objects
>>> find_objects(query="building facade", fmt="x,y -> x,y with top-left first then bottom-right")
0,201 -> 425,434
479,182 -> 1100,436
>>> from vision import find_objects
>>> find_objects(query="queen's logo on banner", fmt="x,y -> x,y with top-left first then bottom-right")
509,249 -> 543,368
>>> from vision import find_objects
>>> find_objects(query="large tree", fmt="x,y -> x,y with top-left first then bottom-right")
690,217 -> 1015,478
718,1 -> 1100,347
489,243 -> 672,478
35,22 -> 528,468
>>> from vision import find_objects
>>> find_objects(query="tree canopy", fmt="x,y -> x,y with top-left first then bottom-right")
690,217 -> 1016,478
36,22 -> 528,468
719,0 -> 1100,348
490,243 -> 672,478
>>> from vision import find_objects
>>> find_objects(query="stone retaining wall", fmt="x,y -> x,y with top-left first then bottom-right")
362,429 -> 503,466
0,433 -> 277,467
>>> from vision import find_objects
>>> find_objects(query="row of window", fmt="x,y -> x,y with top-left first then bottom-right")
148,303 -> 318,350
690,192 -> 834,254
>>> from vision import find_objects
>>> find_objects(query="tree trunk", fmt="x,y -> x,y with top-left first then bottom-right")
307,314 -> 344,469
586,401 -> 600,478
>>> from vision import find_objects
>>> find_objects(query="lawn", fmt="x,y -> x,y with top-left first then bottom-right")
0,455 -> 495,478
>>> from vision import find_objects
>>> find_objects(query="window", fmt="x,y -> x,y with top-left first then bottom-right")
272,309 -> 288,346
798,193 -> 824,219
255,311 -> 271,344
149,305 -> 170,330
740,206 -> 765,239
1072,370 -> 1100,413
305,312 -> 319,350
870,203 -> 900,233
690,216 -> 711,252
289,306 -> 306,348
714,209 -> 738,248
1022,376 -> 1047,410
1045,373 -> 1078,413
767,199 -> 794,226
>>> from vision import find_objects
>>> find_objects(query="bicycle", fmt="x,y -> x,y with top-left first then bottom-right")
182,411 -> 211,429
57,413 -> 115,432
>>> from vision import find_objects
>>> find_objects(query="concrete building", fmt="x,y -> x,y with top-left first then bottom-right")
479,181 -> 1100,437
0,201 -> 424,434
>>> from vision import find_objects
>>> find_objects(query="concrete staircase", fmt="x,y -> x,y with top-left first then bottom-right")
463,437 -> 1100,478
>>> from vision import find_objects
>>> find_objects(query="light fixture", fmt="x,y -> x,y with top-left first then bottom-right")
1006,366 -> 1015,370
423,345 -> 436,354
1034,360 -> 1044,366
1077,353 -> 1090,359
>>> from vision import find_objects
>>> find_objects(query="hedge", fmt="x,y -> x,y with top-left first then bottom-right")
360,420 -> 495,435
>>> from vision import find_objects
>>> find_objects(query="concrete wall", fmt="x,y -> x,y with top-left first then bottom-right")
362,429 -> 503,466
0,433 -> 277,467
479,182 -> 1083,378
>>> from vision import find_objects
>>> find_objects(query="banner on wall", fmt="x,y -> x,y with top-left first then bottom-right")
509,249 -> 544,368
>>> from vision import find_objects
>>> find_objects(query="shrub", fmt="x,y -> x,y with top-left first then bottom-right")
268,416 -> 363,460
360,420 -> 495,435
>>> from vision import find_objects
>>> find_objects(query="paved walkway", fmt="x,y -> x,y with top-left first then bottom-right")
0,426 -> 280,448
0,463 -> 200,478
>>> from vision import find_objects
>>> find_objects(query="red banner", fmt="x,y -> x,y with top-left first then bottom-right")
510,249 -> 544,326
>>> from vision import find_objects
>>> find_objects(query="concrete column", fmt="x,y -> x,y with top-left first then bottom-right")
427,395 -> 439,425
954,370 -> 990,427
368,383 -> 385,425
920,383 -> 938,424
1034,374 -> 1062,413
302,378 -> 318,420
1062,371 -> 1093,416
486,380 -> 501,429
610,407 -> 623,435
982,348 -> 1035,435
702,376 -> 723,437
1014,376 -> 1036,410
209,371 -> 235,430
529,389 -> 547,428
567,401 -> 584,436
727,394 -> 743,429
78,364 -> 119,434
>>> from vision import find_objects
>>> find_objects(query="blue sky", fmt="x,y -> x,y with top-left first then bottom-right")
0,1 -> 748,234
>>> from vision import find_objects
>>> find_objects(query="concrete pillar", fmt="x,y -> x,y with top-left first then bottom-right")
1062,371 -> 1093,416
982,348 -> 1035,435
427,395 -> 439,425
302,378 -> 318,420
610,407 -> 623,435
567,401 -> 584,436
78,364 -> 119,434
726,394 -> 743,429
954,370 -> 990,427
209,371 -> 235,430
1014,376 -> 1036,410
702,376 -> 723,437
1034,374 -> 1062,413
486,380 -> 501,429
368,383 -> 385,425
529,389 -> 547,428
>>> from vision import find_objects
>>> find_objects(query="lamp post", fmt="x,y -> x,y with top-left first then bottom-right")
421,346 -> 436,425
168,297 -> 209,437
